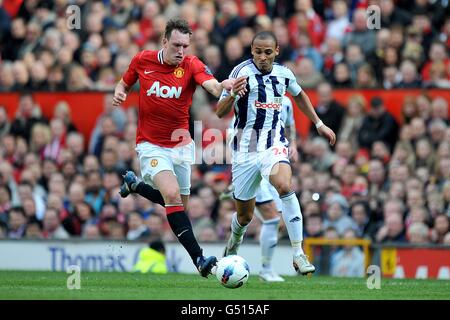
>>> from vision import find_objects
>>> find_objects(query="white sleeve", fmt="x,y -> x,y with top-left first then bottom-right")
285,68 -> 302,96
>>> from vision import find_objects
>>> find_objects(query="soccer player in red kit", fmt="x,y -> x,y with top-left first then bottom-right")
112,19 -> 243,277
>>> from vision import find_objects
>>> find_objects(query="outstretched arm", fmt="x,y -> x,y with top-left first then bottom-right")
202,76 -> 248,98
215,77 -> 248,118
202,78 -> 233,97
293,91 -> 336,146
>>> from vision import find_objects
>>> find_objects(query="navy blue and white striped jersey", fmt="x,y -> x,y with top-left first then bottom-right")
220,59 -> 302,152
228,95 -> 296,147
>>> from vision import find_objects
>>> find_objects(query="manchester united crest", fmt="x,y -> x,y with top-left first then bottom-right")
174,67 -> 185,78
150,159 -> 158,167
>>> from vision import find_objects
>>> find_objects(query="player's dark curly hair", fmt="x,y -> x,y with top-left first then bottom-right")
164,19 -> 193,40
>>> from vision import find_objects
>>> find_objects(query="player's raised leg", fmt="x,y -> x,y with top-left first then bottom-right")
255,201 -> 284,282
153,171 -> 217,277
119,170 -> 166,206
269,162 -> 315,275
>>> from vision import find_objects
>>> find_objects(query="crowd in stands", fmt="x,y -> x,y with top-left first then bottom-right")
0,0 -> 450,254
0,0 -> 449,92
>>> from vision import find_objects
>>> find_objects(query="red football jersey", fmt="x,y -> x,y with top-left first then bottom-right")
122,50 -> 215,147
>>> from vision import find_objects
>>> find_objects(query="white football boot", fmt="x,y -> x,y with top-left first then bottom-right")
293,254 -> 316,275
259,269 -> 285,282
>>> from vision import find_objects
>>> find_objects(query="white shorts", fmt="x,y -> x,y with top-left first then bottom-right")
232,145 -> 290,201
135,141 -> 195,196
255,178 -> 283,211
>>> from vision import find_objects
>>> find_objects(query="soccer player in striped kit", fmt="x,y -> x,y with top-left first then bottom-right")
216,31 -> 336,275
221,95 -> 298,281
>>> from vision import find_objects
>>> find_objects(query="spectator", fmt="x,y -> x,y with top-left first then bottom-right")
43,118 -> 66,163
338,94 -> 366,150
342,8 -> 376,56
309,137 -> 338,172
42,208 -> 70,239
323,193 -> 357,236
431,214 -> 449,244
9,92 -> 48,141
198,226 -> 219,242
350,201 -> 376,239
53,101 -> 78,133
82,224 -> 102,239
355,64 -> 378,88
0,62 -> 16,92
375,212 -> 407,243
396,59 -> 422,88
325,0 -> 350,42
293,57 -> 324,89
321,37 -> 344,81
431,97 -> 449,124
288,0 -> 325,49
125,211 -> 150,240
273,18 -> 295,64
293,33 -> 323,72
331,62 -> 352,88
0,105 -> 11,139
344,44 -> 365,85
187,196 -> 215,238
0,184 -> 12,221
358,96 -> 399,152
304,214 -> 324,238
24,221 -> 43,239
380,0 -> 412,28
7,206 -> 27,239
108,221 -> 126,240
309,82 -> 345,138
366,29 -> 392,83
133,240 -> 168,274
407,221 -> 430,244
213,0 -> 244,47
16,180 -> 45,221
29,123 -> 50,158
330,228 -> 365,277
1,17 -> 26,61
401,95 -> 419,124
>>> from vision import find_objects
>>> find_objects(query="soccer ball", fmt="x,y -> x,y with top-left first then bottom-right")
216,255 -> 250,289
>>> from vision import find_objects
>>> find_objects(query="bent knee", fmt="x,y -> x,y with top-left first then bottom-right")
161,187 -> 182,204
239,214 -> 253,226
274,182 -> 292,196
258,202 -> 279,220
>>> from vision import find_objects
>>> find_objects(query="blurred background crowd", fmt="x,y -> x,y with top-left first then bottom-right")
0,0 -> 449,253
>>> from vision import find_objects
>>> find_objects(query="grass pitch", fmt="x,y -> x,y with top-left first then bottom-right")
0,271 -> 448,300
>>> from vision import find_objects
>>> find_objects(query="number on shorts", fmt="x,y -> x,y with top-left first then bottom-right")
272,147 -> 287,156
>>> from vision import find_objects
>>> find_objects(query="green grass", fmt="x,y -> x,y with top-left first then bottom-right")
0,271 -> 448,300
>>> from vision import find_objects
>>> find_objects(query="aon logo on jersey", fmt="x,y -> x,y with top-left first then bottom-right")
147,81 -> 182,98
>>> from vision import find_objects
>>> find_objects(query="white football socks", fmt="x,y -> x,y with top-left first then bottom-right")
229,212 -> 250,249
280,191 -> 304,256
260,216 -> 280,271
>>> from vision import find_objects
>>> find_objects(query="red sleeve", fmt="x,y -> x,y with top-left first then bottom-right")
190,56 -> 215,85
122,52 -> 141,87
